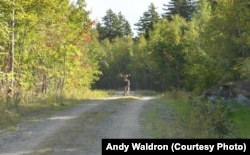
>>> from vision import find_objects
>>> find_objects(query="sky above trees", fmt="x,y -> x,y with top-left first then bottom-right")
84,0 -> 169,35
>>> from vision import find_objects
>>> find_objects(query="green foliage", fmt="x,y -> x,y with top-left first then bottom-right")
147,15 -> 187,90
96,9 -> 132,41
0,88 -> 110,129
1,0 -> 250,129
181,0 -> 250,94
187,97 -> 236,138
230,104 -> 250,138
0,109 -> 19,128
163,0 -> 197,21
94,37 -> 134,89
0,0 -> 103,93
233,57 -> 250,78
149,92 -> 239,138
135,3 -> 160,39
0,0 -> 106,127
95,0 -> 250,92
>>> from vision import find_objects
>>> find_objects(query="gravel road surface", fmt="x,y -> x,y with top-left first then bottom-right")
0,91 -> 155,155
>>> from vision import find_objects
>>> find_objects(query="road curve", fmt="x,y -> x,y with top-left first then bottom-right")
0,92 -> 154,155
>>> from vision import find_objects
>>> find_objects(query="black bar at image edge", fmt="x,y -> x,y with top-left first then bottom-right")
102,139 -> 250,155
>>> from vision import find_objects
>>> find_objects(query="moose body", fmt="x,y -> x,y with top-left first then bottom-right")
120,73 -> 130,96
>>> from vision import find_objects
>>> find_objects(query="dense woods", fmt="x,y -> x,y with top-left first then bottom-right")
0,0 -> 102,98
95,0 -> 250,93
0,0 -> 250,108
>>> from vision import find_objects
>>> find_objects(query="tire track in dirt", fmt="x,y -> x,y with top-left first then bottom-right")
0,101 -> 104,155
0,93 -> 155,155
101,99 -> 148,138
86,97 -> 152,155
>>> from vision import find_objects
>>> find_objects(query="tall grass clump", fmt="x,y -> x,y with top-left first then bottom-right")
230,103 -> 250,138
0,88 -> 110,129
63,88 -> 110,100
0,102 -> 19,128
163,91 -> 237,138
0,94 -> 20,129
186,97 -> 236,138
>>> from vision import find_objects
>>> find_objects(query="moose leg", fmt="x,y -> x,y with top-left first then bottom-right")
124,86 -> 128,96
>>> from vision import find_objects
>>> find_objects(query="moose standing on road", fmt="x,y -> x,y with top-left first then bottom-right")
120,73 -> 131,96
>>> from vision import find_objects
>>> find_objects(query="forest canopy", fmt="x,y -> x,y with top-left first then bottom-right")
0,0 -> 250,100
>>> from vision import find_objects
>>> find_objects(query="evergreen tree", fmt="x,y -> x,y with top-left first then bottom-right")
96,9 -> 132,41
134,3 -> 160,39
162,0 -> 196,21
117,12 -> 132,37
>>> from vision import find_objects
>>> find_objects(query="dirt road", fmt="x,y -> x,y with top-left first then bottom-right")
0,91 -> 155,155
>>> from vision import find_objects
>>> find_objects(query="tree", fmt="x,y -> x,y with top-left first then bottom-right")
93,37 -> 134,90
183,0 -> 250,94
147,15 -> 187,90
134,3 -> 160,39
96,9 -> 132,41
117,12 -> 132,37
0,0 -> 103,97
130,35 -> 155,89
0,0 -> 15,96
162,0 -> 196,21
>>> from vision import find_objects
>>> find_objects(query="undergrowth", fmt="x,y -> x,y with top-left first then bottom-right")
143,90 -> 249,138
0,89 -> 110,130
164,91 -> 240,138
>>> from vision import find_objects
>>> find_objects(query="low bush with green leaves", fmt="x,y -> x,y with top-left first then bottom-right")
143,90 -> 249,138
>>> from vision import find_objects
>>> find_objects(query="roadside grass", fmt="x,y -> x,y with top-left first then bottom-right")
230,104 -> 250,138
0,89 -> 110,130
142,90 -> 250,138
135,90 -> 161,96
141,91 -> 191,138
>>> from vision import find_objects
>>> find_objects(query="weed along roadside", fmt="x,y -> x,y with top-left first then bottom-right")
141,91 -> 250,138
1,0 -> 250,154
0,89 -> 110,130
0,90 -> 155,154
1,90 -> 249,138
0,90 -> 249,155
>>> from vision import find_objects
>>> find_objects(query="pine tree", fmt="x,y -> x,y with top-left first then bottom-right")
117,12 -> 132,37
96,9 -> 132,41
134,3 -> 160,39
162,0 -> 196,21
